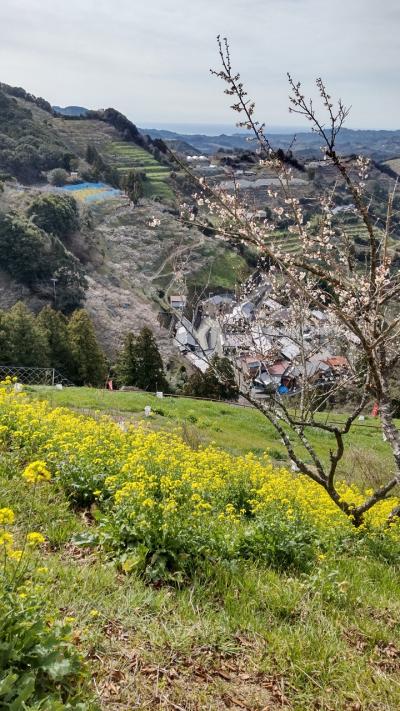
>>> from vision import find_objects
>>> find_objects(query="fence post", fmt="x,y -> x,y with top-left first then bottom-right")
52,368 -> 55,387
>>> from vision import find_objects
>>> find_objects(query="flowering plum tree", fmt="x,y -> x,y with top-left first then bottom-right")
154,38 -> 400,526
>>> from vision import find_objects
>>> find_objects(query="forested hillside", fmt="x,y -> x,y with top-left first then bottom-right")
0,82 -> 247,360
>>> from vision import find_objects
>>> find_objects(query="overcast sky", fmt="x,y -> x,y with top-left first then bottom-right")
0,0 -> 399,130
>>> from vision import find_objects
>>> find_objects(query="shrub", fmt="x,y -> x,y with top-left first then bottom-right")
48,168 -> 69,186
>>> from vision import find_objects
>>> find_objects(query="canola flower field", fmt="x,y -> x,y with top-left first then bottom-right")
1,378 -> 400,709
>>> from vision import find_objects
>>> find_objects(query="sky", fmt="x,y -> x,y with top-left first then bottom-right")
0,0 -> 399,131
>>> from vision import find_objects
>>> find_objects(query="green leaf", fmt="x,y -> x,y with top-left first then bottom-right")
0,672 -> 17,696
9,673 -> 36,709
40,653 -> 75,680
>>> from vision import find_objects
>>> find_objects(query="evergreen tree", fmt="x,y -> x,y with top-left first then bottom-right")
27,193 -> 79,238
116,332 -> 136,385
68,310 -> 106,386
184,355 -> 238,401
0,213 -> 51,286
5,302 -> 49,366
36,306 -> 73,378
85,144 -> 97,165
123,170 -> 145,203
117,327 -> 167,391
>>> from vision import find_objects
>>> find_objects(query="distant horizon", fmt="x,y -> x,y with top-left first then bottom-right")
49,108 -> 400,136
138,121 -> 400,136
138,122 -> 308,136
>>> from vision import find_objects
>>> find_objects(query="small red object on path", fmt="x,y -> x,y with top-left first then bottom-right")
371,402 -> 379,417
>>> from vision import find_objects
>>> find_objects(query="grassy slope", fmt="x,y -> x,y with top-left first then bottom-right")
32,386 -> 397,489
186,246 -> 250,293
2,389 -> 400,710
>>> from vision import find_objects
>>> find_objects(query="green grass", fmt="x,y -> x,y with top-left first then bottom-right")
188,247 -> 250,292
32,386 -> 398,488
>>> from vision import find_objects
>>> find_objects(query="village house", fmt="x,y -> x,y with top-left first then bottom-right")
169,294 -> 187,310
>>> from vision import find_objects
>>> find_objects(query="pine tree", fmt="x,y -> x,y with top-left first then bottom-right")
5,302 -> 49,367
117,327 -> 167,391
36,306 -> 74,379
68,310 -> 106,386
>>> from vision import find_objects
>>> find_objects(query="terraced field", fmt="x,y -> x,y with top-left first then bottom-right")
47,114 -> 175,201
266,230 -> 301,254
263,221 -> 400,259
343,222 -> 399,253
104,141 -> 174,200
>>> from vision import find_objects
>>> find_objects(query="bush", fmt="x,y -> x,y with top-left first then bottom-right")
48,168 -> 69,186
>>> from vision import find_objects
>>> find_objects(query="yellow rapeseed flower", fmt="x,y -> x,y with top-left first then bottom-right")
26,532 -> 46,546
0,532 -> 13,547
0,508 -> 15,526
22,461 -> 51,484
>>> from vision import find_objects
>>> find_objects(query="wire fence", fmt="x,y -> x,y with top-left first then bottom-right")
0,365 -> 73,387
